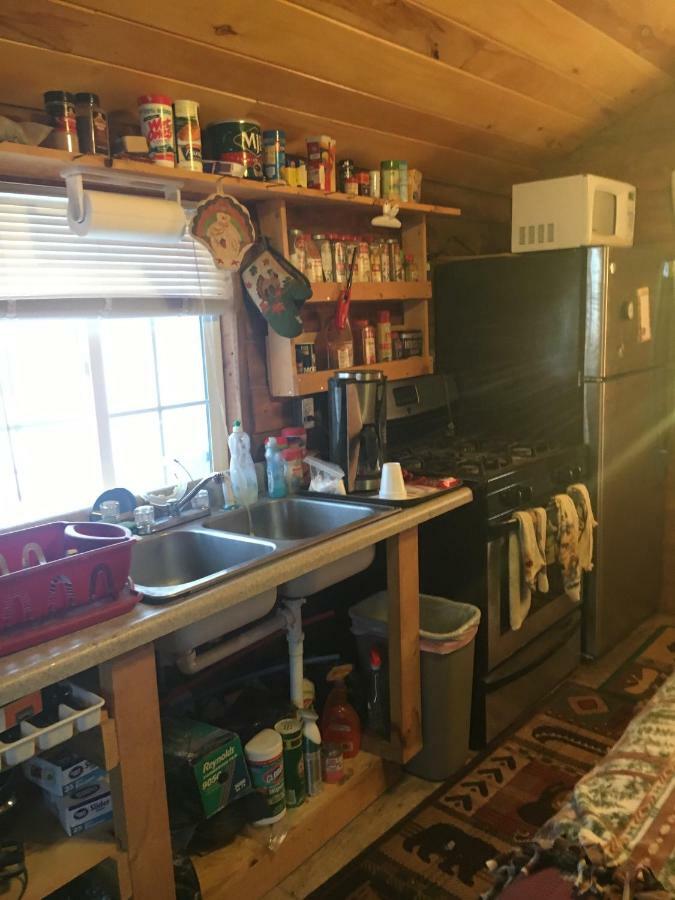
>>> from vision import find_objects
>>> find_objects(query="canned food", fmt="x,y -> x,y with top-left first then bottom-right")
138,94 -> 175,167
173,99 -> 202,171
263,129 -> 286,181
206,119 -> 263,180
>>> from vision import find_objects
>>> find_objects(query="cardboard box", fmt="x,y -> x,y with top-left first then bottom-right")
43,777 -> 113,836
306,135 -> 336,192
23,747 -> 105,796
162,717 -> 251,822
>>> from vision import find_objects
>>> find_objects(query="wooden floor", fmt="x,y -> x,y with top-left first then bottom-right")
264,612 -> 675,899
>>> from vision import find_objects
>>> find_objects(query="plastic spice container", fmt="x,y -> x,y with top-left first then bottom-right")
288,229 -> 306,275
283,448 -> 305,494
380,160 -> 400,201
304,234 -> 324,282
43,91 -> 79,153
380,242 -> 392,282
322,743 -> 344,784
353,319 -> 377,365
137,95 -> 175,167
356,239 -> 371,283
313,234 -> 334,282
75,93 -> 109,156
244,729 -> 286,825
331,234 -> 347,283
174,99 -> 202,171
376,310 -> 393,362
369,169 -> 381,199
369,240 -> 383,283
338,159 -> 355,193
386,238 -> 404,281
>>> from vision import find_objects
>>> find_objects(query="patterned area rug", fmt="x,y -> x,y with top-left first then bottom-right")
310,626 -> 675,900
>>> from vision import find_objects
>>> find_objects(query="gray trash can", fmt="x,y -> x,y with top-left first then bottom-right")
350,591 -> 481,781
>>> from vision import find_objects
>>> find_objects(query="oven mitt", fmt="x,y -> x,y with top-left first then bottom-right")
567,483 -> 597,574
553,494 -> 581,601
530,507 -> 549,594
240,238 -> 312,338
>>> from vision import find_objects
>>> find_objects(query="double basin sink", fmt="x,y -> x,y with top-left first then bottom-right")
130,496 -> 397,656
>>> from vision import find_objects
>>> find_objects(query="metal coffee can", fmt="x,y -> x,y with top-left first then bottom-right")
274,717 -> 306,807
206,119 -> 263,180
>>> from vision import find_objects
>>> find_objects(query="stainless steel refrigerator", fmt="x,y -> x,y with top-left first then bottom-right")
434,246 -> 672,657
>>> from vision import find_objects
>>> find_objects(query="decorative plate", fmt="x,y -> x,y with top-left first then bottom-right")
190,193 -> 256,270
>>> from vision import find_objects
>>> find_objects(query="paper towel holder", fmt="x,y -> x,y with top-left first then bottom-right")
62,164 -> 183,226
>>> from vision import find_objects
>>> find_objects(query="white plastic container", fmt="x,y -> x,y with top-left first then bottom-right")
244,729 -> 286,825
228,420 -> 259,507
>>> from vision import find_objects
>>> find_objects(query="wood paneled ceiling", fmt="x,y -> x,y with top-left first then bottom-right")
1,0 -> 675,215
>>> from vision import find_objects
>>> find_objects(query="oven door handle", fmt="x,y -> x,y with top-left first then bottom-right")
483,616 -> 579,693
488,519 -> 519,540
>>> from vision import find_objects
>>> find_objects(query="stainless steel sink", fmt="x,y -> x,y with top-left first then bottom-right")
204,496 -> 396,597
131,528 -> 276,602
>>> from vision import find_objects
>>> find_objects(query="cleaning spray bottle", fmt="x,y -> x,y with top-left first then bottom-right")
320,664 -> 361,759
228,420 -> 259,507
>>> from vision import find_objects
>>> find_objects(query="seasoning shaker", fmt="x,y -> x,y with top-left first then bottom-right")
75,92 -> 109,156
43,91 -> 79,153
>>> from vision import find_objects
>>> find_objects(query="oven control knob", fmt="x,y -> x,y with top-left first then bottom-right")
518,485 -> 534,503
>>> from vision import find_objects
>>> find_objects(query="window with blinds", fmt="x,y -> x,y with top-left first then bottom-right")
0,186 -> 230,529
0,187 -> 230,317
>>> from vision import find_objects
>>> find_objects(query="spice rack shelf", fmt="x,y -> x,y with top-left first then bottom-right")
293,356 -> 434,395
306,280 -> 432,302
0,143 -> 461,217
192,750 -> 397,900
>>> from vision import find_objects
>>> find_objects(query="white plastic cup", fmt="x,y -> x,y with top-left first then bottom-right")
379,462 -> 407,500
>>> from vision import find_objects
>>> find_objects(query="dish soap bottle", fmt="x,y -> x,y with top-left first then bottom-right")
228,420 -> 259,507
320,664 -> 361,758
265,436 -> 287,499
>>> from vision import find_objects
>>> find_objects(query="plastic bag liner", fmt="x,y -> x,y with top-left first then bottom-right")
349,591 -> 481,655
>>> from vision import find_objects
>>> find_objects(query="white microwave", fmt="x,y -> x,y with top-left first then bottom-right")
511,174 -> 635,253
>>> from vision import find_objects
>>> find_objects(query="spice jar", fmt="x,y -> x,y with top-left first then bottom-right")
288,229 -> 306,274
376,310 -> 393,362
380,160 -> 400,201
43,91 -> 79,153
386,238 -> 404,281
353,319 -> 377,365
331,233 -> 347,283
369,240 -> 383,283
75,92 -> 109,155
337,159 -> 355,193
344,176 -> 359,196
397,160 -> 409,202
304,234 -> 324,282
313,234 -> 334,282
355,170 -> 370,196
404,253 -> 419,282
356,239 -> 371,283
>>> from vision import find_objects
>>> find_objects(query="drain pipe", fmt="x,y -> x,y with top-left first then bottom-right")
282,597 -> 306,709
174,609 -> 287,675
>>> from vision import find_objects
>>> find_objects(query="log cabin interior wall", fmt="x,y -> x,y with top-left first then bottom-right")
1,1 -> 674,581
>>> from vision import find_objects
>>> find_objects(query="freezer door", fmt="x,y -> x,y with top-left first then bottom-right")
583,369 -> 667,656
585,246 -> 668,378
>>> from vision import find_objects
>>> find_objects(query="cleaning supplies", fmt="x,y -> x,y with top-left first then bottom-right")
244,728 -> 286,825
366,646 -> 388,738
300,708 -> 322,796
265,436 -> 287,499
228,420 -> 259,507
320,664 -> 361,759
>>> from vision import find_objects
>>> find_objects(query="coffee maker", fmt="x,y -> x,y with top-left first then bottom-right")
328,370 -> 387,492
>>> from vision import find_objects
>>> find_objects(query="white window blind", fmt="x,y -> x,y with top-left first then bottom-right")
0,187 -> 231,317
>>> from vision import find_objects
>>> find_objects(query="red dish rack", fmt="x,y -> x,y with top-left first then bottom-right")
0,522 -> 139,657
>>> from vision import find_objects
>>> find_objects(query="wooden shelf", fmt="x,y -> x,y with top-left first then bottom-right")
9,792 -> 130,900
293,356 -> 433,395
0,143 -> 461,217
192,751 -> 399,900
307,281 -> 432,302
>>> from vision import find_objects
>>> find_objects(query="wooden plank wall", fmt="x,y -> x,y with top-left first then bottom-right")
548,90 -> 675,610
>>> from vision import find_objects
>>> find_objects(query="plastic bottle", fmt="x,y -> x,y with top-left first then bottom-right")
320,664 -> 361,759
300,708 -> 323,796
244,729 -> 286,825
265,437 -> 287,499
228,420 -> 259,507
366,646 -> 388,738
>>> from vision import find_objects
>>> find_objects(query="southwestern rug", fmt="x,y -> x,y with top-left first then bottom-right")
309,626 -> 675,900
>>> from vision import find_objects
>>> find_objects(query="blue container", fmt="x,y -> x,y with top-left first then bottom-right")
263,129 -> 286,181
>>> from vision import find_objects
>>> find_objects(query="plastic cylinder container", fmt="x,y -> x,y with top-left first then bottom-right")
137,95 -> 175,167
349,592 -> 481,781
244,729 -> 286,825
173,99 -> 202,171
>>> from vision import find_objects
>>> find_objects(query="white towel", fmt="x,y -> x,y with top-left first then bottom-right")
553,493 -> 581,602
530,507 -> 549,594
508,527 -> 531,630
514,510 -> 547,594
567,483 -> 597,574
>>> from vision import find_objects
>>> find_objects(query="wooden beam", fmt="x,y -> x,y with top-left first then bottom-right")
99,645 -> 175,900
386,527 -> 422,763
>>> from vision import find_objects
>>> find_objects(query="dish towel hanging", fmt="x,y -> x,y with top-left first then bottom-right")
508,526 -> 531,630
552,494 -> 581,601
530,507 -> 549,594
514,510 -> 547,596
567,482 -> 597,575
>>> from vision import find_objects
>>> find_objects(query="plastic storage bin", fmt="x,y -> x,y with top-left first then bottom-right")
350,591 -> 480,781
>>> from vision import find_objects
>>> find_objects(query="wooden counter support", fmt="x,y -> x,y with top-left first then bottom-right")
100,645 -> 175,900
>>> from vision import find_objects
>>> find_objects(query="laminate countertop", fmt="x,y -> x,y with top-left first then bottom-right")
0,488 -> 473,704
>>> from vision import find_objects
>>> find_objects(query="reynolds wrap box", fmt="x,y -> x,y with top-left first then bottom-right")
23,748 -> 105,796
162,717 -> 251,826
43,777 -> 113,836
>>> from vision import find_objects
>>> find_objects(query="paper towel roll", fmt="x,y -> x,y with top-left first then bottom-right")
68,190 -> 187,243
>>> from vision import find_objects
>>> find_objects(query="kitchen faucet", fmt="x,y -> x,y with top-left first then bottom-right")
140,470 -> 237,533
